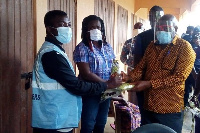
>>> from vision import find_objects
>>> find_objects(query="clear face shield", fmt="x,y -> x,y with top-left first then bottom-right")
154,20 -> 176,45
150,11 -> 164,25
150,11 -> 164,42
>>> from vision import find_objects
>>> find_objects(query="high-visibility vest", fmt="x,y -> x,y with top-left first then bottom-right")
32,41 -> 82,129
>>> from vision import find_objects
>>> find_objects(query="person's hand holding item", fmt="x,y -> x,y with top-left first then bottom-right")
101,73 -> 135,101
101,60 -> 136,101
106,73 -> 123,89
127,66 -> 133,75
120,71 -> 130,82
128,81 -> 152,92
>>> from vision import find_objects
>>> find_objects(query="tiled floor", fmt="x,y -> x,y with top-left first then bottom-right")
104,109 -> 195,133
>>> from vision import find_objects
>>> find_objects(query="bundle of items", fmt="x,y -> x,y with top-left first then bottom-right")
101,60 -> 134,101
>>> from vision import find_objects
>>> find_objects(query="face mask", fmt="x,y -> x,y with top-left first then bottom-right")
89,29 -> 102,41
156,31 -> 173,44
55,27 -> 72,44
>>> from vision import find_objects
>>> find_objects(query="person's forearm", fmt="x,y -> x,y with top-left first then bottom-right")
63,79 -> 107,96
80,72 -> 106,82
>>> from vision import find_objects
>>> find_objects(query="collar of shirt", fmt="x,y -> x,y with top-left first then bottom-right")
171,35 -> 178,45
154,35 -> 178,46
45,36 -> 65,52
91,42 -> 108,53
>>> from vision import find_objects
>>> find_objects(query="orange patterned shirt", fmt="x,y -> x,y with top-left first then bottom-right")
129,35 -> 196,113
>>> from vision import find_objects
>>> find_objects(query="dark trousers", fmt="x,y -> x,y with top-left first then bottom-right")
80,95 -> 110,133
195,116 -> 200,133
136,91 -> 145,125
195,95 -> 200,133
33,128 -> 73,133
143,110 -> 184,133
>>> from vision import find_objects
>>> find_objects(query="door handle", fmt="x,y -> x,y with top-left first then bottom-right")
21,72 -> 32,90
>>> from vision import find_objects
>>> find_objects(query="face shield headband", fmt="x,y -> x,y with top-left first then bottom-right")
150,11 -> 164,41
154,21 -> 176,45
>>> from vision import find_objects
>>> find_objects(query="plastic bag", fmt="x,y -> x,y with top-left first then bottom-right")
101,60 -> 134,101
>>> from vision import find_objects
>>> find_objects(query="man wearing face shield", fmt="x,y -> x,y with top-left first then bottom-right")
124,14 -> 196,133
134,6 -> 164,65
31,10 -> 122,133
133,5 -> 164,125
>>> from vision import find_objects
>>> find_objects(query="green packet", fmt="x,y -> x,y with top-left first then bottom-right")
101,83 -> 134,102
111,60 -> 120,74
118,83 -> 135,91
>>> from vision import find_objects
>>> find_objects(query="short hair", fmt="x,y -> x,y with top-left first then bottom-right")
159,14 -> 178,27
44,10 -> 67,27
134,22 -> 143,29
187,26 -> 194,31
158,14 -> 178,32
150,5 -> 163,12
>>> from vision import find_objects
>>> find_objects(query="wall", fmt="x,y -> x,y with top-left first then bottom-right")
178,0 -> 200,36
113,0 -> 135,43
190,0 -> 200,26
76,0 -> 94,45
178,10 -> 190,36
35,0 -> 47,51
35,0 -> 137,54
112,0 -> 136,100
135,0 -> 190,12
135,8 -> 149,29
35,0 -> 95,52
35,0 -> 200,53
135,8 -> 148,20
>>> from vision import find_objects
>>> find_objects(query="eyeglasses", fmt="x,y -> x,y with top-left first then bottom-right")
156,25 -> 174,32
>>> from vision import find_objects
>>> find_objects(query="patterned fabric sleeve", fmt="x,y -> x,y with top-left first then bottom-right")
73,43 -> 89,63
151,42 -> 196,90
128,44 -> 149,82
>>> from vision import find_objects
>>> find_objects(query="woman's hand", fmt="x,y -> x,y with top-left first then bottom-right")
106,73 -> 122,89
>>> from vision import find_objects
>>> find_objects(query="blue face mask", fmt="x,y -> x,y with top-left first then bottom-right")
55,27 -> 72,44
156,31 -> 172,44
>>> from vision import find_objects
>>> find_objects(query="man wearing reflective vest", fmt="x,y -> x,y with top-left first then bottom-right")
32,10 -> 122,133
